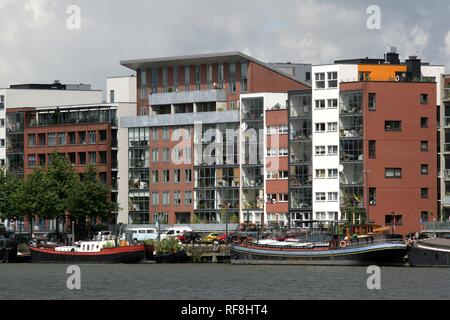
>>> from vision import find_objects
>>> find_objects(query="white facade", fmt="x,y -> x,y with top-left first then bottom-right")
0,87 -> 102,166
108,76 -> 137,224
311,64 -> 358,222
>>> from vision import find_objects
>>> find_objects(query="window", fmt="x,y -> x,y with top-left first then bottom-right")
99,130 -> 107,142
0,95 -> 4,109
241,62 -> 248,92
315,123 -> 326,132
152,149 -> 159,162
229,63 -> 237,93
327,99 -> 338,109
68,132 -> 76,145
267,149 -> 278,157
152,128 -> 158,140
279,170 -> 288,179
184,66 -> 190,90
315,192 -> 326,201
385,121 -> 401,131
369,188 -> 376,205
328,192 -> 338,202
38,154 -> 46,166
89,152 -> 96,165
315,73 -> 325,89
89,131 -> 96,144
368,93 -> 376,111
0,119 -> 4,127
173,67 -> 179,91
328,145 -> 338,155
218,64 -> 224,89
420,94 -> 428,105
327,72 -> 338,88
327,122 -> 338,132
420,117 -> 428,128
48,133 -> 56,146
99,151 -> 107,164
195,65 -> 201,90
421,188 -> 429,199
421,164 -> 429,175
267,171 -> 277,180
162,148 -> 170,162
305,72 -> 311,82
79,131 -> 86,144
267,194 -> 277,203
385,214 -> 403,226
152,170 -> 159,183
206,64 -> 213,89
315,100 -> 325,109
185,169 -> 192,183
162,67 -> 168,92
162,127 -> 169,140
279,194 -> 289,202
421,211 -> 429,222
174,169 -> 181,183
421,141 -> 428,152
162,192 -> 170,205
279,148 -> 288,157
150,68 -> 158,94
28,134 -> 36,147
163,170 -> 170,183
385,168 -> 402,178
38,133 -> 45,146
316,169 -> 326,178
152,192 -> 159,206
328,169 -> 338,179
68,153 -> 76,164
278,125 -> 288,134
28,155 -> 36,168
174,192 -> 181,205
267,126 -> 277,135
316,146 -> 326,155
185,191 -> 193,205
58,132 -> 66,146
78,152 -> 86,165
369,140 -> 376,158
0,139 -> 4,147
110,90 -> 115,103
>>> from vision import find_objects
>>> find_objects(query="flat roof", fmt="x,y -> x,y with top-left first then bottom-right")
120,51 -> 310,87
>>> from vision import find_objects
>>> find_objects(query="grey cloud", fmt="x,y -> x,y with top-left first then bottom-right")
0,0 -> 448,94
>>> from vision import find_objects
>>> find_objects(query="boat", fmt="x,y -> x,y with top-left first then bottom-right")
29,239 -> 145,263
407,237 -> 450,267
154,251 -> 188,263
231,236 -> 407,266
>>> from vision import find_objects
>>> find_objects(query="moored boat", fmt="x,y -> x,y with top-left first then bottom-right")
407,238 -> 450,267
231,236 -> 407,266
29,240 -> 145,263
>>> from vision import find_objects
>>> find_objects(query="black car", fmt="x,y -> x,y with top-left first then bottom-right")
182,231 -> 203,244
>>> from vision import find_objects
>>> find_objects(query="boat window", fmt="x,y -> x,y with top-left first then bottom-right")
147,230 -> 154,233
167,230 -> 174,235
139,230 -> 146,233
132,230 -> 137,234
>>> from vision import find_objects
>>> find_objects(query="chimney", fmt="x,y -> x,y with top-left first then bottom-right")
385,46 -> 400,64
405,56 -> 421,81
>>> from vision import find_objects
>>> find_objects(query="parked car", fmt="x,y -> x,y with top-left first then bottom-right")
124,227 -> 158,244
202,233 -> 221,244
159,227 -> 193,241
182,231 -> 203,244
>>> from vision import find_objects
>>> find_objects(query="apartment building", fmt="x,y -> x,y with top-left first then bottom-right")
440,74 -> 450,219
1,82 -> 102,170
4,77 -> 136,230
308,48 -> 443,234
119,52 -> 309,224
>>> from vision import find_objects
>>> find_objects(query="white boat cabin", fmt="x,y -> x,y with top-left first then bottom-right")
55,240 -> 115,253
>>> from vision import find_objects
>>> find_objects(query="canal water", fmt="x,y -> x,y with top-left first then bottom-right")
0,264 -> 449,300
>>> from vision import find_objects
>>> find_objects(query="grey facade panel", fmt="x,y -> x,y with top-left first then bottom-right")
149,89 -> 227,105
121,110 -> 240,128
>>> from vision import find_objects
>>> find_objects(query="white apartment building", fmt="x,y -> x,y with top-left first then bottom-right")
311,64 -> 358,222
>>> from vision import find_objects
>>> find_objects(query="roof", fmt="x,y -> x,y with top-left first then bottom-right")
120,51 -> 310,87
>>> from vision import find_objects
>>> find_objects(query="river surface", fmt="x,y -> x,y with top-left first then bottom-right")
0,264 -> 449,300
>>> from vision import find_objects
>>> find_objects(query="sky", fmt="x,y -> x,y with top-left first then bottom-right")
0,0 -> 449,94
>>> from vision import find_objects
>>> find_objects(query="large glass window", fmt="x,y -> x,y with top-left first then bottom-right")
151,68 -> 158,94
184,66 -> 190,91
315,73 -> 325,89
195,65 -> 201,90
229,63 -> 236,93
48,133 -> 56,146
241,62 -> 248,93
327,72 -> 338,88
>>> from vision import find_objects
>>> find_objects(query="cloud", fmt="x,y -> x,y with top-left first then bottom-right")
0,0 -> 447,93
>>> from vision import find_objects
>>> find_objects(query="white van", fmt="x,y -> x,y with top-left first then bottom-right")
125,227 -> 158,244
159,226 -> 192,241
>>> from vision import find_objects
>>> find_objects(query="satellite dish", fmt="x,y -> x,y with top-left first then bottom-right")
241,122 -> 248,131
338,165 -> 344,172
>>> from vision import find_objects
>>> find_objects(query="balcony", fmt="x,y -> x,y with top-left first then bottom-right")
444,88 -> 450,101
443,195 -> 450,206
445,170 -> 450,181
149,89 -> 227,106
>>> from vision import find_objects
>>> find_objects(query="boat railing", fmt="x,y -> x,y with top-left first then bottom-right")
240,238 -> 405,251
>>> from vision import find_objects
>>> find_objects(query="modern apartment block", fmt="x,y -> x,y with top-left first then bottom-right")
440,74 -> 450,218
1,82 -> 102,171
119,52 -> 309,224
308,48 -> 443,234
3,77 -> 136,230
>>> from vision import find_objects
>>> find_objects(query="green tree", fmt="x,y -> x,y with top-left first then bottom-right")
0,167 -> 21,221
67,166 -> 117,237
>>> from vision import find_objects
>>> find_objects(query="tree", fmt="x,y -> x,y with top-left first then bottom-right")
0,167 -> 21,221
66,166 -> 117,238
